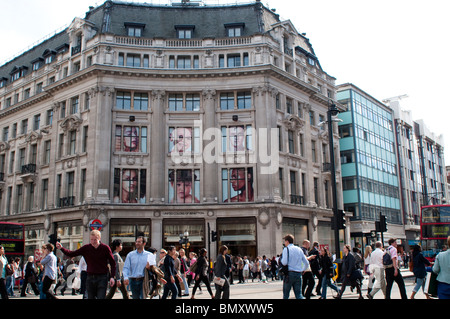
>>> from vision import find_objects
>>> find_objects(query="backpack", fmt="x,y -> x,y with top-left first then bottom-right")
383,247 -> 393,266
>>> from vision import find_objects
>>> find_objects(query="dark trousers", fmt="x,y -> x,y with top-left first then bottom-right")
0,278 -> 8,299
312,269 -> 323,294
86,274 -> 108,299
42,276 -> 58,299
192,274 -> 213,297
105,278 -> 129,299
302,271 -> 315,299
385,267 -> 407,299
214,277 -> 230,299
20,276 -> 39,296
162,281 -> 178,299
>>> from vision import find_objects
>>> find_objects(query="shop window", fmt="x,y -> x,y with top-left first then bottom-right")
222,167 -> 254,203
168,127 -> 200,154
113,168 -> 146,203
168,169 -> 200,204
221,125 -> 253,152
115,125 -> 148,153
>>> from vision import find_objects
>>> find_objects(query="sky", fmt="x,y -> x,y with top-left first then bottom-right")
1,0 -> 449,164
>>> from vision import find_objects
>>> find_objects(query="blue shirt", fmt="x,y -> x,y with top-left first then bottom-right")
41,252 -> 57,280
281,244 -> 309,273
433,249 -> 450,285
122,249 -> 150,280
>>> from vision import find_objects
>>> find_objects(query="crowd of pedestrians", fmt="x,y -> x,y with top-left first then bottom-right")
1,233 -> 449,300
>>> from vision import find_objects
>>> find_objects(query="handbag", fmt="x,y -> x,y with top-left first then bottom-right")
279,247 -> 290,277
189,261 -> 198,274
213,276 -> 225,286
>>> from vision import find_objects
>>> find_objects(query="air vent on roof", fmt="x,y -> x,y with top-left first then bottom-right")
172,0 -> 202,6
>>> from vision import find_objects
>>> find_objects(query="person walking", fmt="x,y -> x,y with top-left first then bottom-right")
20,256 -> 40,297
106,239 -> 129,299
161,246 -> 179,299
280,234 -> 309,299
309,242 -> 322,296
300,240 -> 316,299
367,241 -> 386,299
178,248 -> 190,297
122,236 -> 150,299
39,243 -> 58,299
334,244 -> 363,299
56,230 -> 116,299
191,248 -> 214,299
214,245 -> 230,299
364,245 -> 374,295
384,238 -> 407,299
410,244 -> 431,299
319,246 -> 339,299
0,246 -> 9,299
432,236 -> 450,299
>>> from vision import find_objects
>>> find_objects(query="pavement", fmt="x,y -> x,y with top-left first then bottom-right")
11,268 -> 432,300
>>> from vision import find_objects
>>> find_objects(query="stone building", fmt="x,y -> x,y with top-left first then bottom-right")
0,0 -> 344,259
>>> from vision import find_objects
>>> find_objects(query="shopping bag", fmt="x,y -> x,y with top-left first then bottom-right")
424,271 -> 438,298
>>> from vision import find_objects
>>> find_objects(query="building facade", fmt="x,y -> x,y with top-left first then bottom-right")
0,1 -> 345,260
337,84 -> 403,247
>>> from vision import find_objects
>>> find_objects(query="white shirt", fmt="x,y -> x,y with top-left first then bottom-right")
370,248 -> 384,268
147,252 -> 156,267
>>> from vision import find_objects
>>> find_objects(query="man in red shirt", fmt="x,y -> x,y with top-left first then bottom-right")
56,230 -> 116,299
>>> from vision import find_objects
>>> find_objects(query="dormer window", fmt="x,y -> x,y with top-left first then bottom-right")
42,49 -> 56,64
10,66 -> 28,82
175,25 -> 195,39
31,58 -> 44,71
224,23 -> 245,37
0,78 -> 7,88
125,22 -> 146,37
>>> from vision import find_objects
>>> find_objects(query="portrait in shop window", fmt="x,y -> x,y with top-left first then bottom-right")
113,168 -> 146,203
222,167 -> 254,203
221,125 -> 253,152
115,125 -> 148,153
168,127 -> 200,154
168,169 -> 200,204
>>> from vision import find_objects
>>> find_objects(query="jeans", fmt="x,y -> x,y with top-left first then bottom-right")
413,277 -> 426,293
283,271 -> 304,299
86,274 -> 108,299
321,277 -> 339,299
162,281 -> 178,299
129,278 -> 144,299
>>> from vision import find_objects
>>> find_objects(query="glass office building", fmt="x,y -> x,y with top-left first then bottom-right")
337,84 -> 403,246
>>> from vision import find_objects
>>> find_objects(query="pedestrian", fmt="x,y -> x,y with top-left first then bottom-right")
319,246 -> 339,299
191,248 -> 214,299
309,242 -> 322,296
20,256 -> 39,297
334,244 -> 363,299
410,244 -> 431,299
280,234 -> 309,299
13,257 -> 22,294
300,240 -> 316,299
6,258 -> 15,297
147,247 -> 165,298
237,256 -> 244,283
0,246 -> 9,299
364,245 -> 374,295
187,252 -> 197,287
432,236 -> 450,299
367,241 -> 386,299
179,248 -> 190,296
122,236 -> 150,299
174,251 -> 183,297
56,230 -> 116,299
161,246 -> 179,299
39,243 -> 58,299
384,238 -> 407,299
214,245 -> 230,299
106,239 -> 129,299
243,256 -> 250,282
77,256 -> 88,299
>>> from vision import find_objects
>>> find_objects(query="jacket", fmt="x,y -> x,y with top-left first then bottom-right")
412,252 -> 430,279
214,254 -> 227,278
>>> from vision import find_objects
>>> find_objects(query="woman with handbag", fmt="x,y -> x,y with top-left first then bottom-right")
334,244 -> 364,299
319,247 -> 339,299
20,256 -> 40,297
214,245 -> 230,299
191,248 -> 214,299
411,244 -> 431,299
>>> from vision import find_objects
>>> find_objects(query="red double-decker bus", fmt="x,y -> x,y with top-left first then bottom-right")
420,204 -> 450,261
0,222 -> 25,260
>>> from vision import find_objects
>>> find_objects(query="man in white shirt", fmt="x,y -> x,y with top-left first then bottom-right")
385,238 -> 407,299
367,241 -> 386,299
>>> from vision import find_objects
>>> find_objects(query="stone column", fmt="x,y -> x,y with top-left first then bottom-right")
150,90 -> 166,203
202,89 -> 217,203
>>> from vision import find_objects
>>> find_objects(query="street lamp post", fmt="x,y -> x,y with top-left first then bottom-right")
327,102 -> 342,262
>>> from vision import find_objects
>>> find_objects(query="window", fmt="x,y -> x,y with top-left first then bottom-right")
133,93 -> 148,111
168,127 -> 200,154
44,140 -> 51,165
46,109 -> 53,126
177,56 -> 191,69
82,126 -> 88,153
116,91 -> 148,110
113,168 -> 146,203
220,91 -> 251,110
17,184 -> 23,213
42,179 -> 48,210
116,92 -> 131,110
225,23 -> 245,37
33,114 -> 40,131
222,167 -> 254,202
125,23 -> 145,37
227,54 -> 241,67
80,169 -> 87,203
168,169 -> 200,203
115,125 -> 148,153
21,119 -> 28,135
126,54 -> 141,67
169,93 -> 201,111
176,26 -> 195,39
288,130 -> 295,154
69,131 -> 77,155
221,125 -> 253,152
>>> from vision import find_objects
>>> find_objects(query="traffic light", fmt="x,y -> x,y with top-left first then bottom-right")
380,214 -> 388,232
48,234 -> 58,246
211,230 -> 217,242
337,209 -> 346,229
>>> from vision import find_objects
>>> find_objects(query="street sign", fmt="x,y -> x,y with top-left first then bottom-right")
89,219 -> 103,231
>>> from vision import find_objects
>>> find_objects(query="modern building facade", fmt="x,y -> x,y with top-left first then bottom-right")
0,0 -> 345,260
389,98 -> 447,246
337,83 -> 403,247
